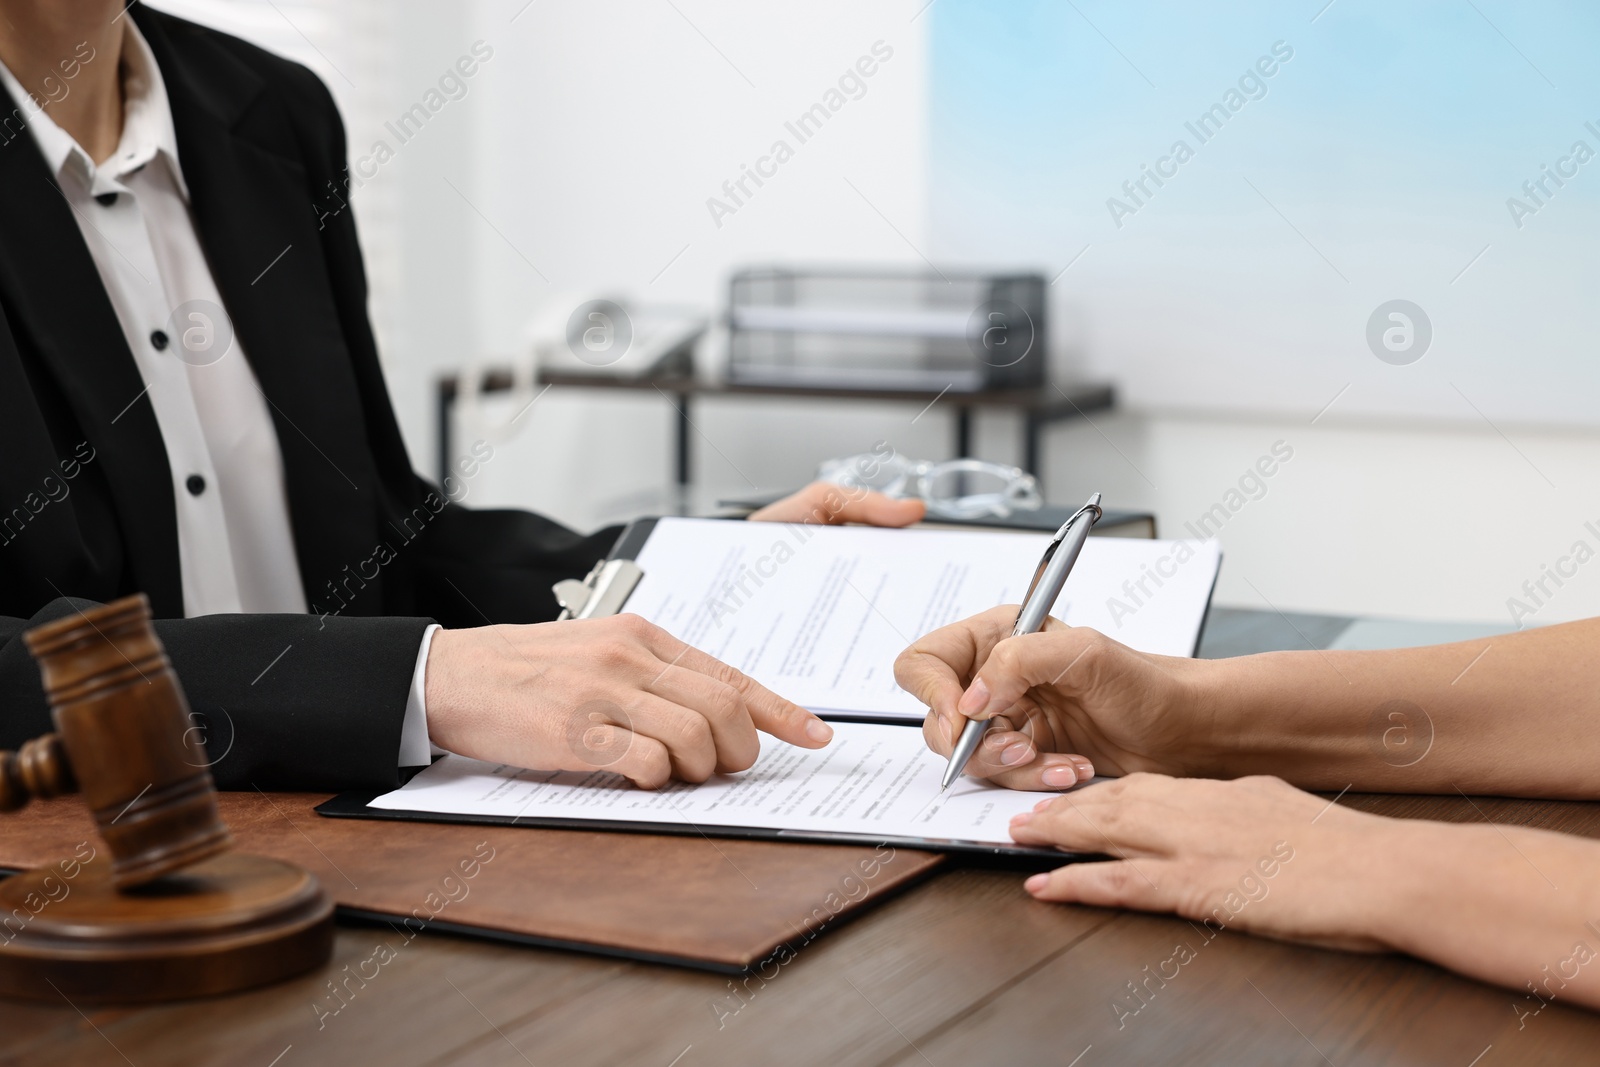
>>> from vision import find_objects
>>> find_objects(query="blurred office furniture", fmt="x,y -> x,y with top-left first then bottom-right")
528,297 -> 705,381
436,268 -> 1110,506
726,267 -> 1047,391
436,369 -> 1112,506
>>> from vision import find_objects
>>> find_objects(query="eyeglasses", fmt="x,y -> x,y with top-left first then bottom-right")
817,452 -> 1043,520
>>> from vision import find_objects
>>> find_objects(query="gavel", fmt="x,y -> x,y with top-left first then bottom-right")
0,594 -> 333,1003
1,594 -> 231,886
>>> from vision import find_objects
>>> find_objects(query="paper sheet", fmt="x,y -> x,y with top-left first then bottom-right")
370,722 -> 1056,848
625,517 -> 1220,720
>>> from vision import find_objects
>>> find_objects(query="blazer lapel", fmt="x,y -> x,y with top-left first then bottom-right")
135,7 -> 384,614
0,85 -> 184,616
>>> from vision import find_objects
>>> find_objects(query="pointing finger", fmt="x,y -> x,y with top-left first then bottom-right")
641,627 -> 833,749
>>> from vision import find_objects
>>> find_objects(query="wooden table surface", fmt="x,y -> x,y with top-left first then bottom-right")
5,607 -> 1598,1066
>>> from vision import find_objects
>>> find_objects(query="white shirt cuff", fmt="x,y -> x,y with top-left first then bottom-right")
399,624 -> 441,767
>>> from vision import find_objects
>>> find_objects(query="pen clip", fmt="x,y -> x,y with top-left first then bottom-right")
1017,544 -> 1057,612
1017,497 -> 1104,614
1062,497 -> 1104,533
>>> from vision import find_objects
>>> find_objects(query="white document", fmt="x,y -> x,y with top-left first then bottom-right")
371,722 -> 1057,850
624,516 -> 1220,720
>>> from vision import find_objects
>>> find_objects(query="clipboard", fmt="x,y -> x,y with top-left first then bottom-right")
315,787 -> 1066,860
547,515 -> 1217,713
318,512 -> 1227,865
555,518 -> 976,728
318,513 -> 1076,858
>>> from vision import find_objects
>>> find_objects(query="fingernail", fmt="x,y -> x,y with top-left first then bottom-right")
1042,764 -> 1078,788
1033,798 -> 1055,812
957,677 -> 990,716
1010,811 -> 1032,826
1001,742 -> 1033,766
985,731 -> 1009,750
1024,874 -> 1048,893
805,719 -> 833,743
1076,759 -> 1095,780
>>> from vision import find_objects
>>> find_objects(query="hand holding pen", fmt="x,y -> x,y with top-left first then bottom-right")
939,493 -> 1103,792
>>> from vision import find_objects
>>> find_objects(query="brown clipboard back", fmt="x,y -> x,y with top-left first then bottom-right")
0,792 -> 944,974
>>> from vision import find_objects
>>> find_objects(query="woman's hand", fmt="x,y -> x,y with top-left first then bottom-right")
748,481 -> 925,527
1011,773 -> 1406,952
1014,772 -> 1600,1011
895,605 -> 1216,789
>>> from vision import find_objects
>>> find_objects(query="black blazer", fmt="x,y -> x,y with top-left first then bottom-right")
0,6 -> 618,790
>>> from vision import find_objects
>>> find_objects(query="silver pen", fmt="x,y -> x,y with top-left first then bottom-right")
939,492 -> 1103,792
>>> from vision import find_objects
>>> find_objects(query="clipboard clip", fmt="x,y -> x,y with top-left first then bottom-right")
553,558 -> 646,620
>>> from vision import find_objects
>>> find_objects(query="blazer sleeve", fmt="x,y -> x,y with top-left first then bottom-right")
0,598 -> 431,792
412,498 -> 624,627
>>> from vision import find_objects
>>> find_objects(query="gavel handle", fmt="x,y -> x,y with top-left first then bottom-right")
0,733 -> 76,811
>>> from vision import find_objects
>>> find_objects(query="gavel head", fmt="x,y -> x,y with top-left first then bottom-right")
23,594 -> 232,888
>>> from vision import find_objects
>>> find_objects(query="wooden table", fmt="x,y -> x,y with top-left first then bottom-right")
6,607 -> 1599,1066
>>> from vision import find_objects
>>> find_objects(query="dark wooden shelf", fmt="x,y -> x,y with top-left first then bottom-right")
434,367 -> 1116,495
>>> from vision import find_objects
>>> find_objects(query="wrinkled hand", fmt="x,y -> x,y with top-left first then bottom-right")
425,614 -> 833,788
1011,773 -> 1401,952
895,605 -> 1212,789
748,481 -> 926,527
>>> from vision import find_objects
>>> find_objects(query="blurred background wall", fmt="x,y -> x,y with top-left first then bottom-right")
149,0 -> 1600,626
